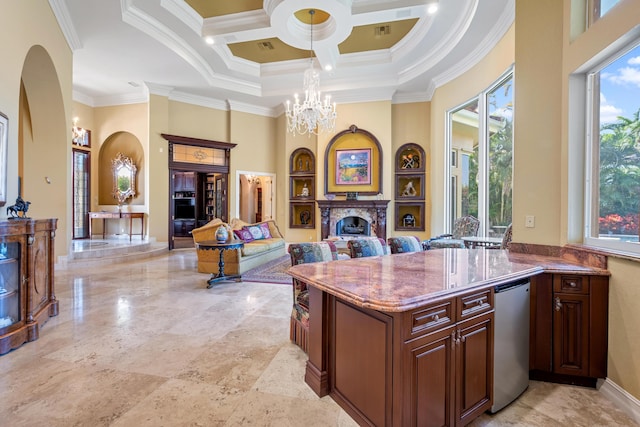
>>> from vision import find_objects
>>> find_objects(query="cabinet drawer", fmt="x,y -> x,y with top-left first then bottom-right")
457,289 -> 493,321
405,299 -> 454,338
553,275 -> 588,294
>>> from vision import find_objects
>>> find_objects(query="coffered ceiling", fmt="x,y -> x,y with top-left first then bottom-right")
51,0 -> 514,115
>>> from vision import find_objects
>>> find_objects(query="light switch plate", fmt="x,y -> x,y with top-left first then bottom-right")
525,215 -> 535,228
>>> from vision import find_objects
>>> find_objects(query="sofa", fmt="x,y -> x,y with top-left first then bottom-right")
191,218 -> 286,275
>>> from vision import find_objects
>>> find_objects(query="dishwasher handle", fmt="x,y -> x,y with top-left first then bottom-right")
494,278 -> 530,293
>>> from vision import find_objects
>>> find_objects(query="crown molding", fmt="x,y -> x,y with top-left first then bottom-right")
93,92 -> 149,107
49,0 -> 83,50
332,87 -> 396,104
160,0 -> 203,35
169,91 -> 229,111
145,82 -> 173,97
227,99 -> 279,117
72,90 -> 95,107
432,0 -> 514,89
398,0 -> 478,83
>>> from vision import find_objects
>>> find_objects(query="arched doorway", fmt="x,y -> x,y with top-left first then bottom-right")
19,45 -> 69,253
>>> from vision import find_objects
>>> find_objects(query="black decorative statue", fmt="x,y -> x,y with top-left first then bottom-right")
6,195 -> 31,219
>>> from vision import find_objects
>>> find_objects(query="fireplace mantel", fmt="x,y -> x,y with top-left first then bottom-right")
317,200 -> 390,240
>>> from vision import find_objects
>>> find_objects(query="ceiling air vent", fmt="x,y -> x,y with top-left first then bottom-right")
258,41 -> 275,51
375,25 -> 391,37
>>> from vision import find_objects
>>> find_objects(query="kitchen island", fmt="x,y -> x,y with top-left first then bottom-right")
287,248 -> 609,426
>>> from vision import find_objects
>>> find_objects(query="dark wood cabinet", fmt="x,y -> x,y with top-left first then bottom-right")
403,290 -> 494,426
405,325 -> 455,426
173,219 -> 196,237
0,219 -> 57,355
456,312 -> 493,425
530,273 -> 608,385
174,171 -> 196,192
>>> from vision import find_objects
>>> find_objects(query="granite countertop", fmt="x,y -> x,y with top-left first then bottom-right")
287,249 -> 609,312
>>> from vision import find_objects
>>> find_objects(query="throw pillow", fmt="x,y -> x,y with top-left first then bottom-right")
244,225 -> 265,240
258,222 -> 272,239
233,229 -> 254,243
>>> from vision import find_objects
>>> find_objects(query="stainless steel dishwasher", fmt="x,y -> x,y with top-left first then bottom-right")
490,278 -> 530,413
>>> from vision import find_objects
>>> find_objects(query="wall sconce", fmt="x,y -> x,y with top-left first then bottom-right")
72,117 -> 88,146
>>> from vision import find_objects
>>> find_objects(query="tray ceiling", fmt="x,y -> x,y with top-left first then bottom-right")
52,0 -> 514,114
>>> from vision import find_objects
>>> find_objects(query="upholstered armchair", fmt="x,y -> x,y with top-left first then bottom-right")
288,242 -> 338,353
347,237 -> 390,258
425,215 -> 480,249
387,236 -> 424,254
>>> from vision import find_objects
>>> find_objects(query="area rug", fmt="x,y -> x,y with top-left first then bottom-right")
242,254 -> 292,284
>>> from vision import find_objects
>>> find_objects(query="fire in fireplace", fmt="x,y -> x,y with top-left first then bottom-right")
336,216 -> 371,237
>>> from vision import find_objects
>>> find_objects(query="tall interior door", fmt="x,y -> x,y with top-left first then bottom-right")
72,149 -> 91,239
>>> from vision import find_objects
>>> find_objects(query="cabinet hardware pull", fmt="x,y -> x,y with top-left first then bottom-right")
555,297 -> 562,311
456,329 -> 462,345
451,330 -> 457,345
568,282 -> 577,287
432,314 -> 439,322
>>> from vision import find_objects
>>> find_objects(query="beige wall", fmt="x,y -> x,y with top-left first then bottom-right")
1,0 -> 73,258
229,110 -> 277,220
148,95 -> 170,241
558,0 -> 640,400
514,0 -> 564,245
94,104 -> 149,211
391,102 -> 431,238
430,25 -> 515,236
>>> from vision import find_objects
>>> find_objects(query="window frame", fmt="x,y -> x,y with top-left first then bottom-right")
444,66 -> 514,237
583,37 -> 640,256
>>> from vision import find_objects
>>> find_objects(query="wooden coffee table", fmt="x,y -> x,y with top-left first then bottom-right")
196,239 -> 244,288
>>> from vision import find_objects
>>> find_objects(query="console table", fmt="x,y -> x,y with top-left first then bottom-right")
89,211 -> 145,241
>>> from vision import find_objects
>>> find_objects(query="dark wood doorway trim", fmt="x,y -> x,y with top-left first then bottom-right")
161,134 -> 236,249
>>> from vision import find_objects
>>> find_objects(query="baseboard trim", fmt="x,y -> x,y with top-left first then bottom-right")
599,378 -> 640,424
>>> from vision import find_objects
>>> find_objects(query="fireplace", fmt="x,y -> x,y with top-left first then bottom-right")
317,199 -> 389,240
336,216 -> 371,237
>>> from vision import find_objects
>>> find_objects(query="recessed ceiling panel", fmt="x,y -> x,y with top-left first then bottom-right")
339,18 -> 419,54
185,0 -> 262,18
229,38 -> 311,64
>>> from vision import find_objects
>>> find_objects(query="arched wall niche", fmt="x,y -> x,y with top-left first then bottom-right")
324,125 -> 383,196
98,131 -> 145,206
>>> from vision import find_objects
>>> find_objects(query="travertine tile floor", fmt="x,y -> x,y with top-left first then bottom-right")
0,249 -> 636,426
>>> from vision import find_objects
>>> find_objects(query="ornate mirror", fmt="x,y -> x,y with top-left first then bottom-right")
112,152 -> 137,204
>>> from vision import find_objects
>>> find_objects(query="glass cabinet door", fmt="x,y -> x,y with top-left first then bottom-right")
0,242 -> 21,330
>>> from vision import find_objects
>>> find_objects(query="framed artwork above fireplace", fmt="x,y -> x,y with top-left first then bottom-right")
324,125 -> 382,195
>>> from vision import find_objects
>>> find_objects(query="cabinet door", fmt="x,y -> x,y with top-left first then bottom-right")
27,229 -> 52,323
455,312 -> 493,425
173,220 -> 184,236
183,172 -> 196,191
405,326 -> 455,427
553,292 -> 589,376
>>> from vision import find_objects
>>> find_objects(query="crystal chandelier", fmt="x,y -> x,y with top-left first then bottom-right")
286,10 -> 337,136
71,117 -> 87,145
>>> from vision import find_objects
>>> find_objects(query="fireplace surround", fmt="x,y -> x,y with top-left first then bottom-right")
317,200 -> 390,240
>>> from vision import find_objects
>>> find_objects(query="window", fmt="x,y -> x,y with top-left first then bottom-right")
446,68 -> 514,237
585,41 -> 640,253
589,0 -> 620,25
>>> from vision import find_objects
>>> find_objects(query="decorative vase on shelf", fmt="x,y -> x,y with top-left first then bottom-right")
215,225 -> 229,242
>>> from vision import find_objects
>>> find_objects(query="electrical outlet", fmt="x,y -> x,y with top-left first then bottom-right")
525,215 -> 535,228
